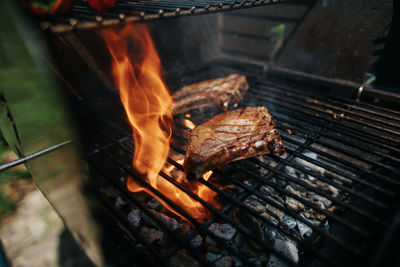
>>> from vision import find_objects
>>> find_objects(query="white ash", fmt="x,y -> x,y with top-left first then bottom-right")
309,193 -> 332,208
208,223 -> 237,240
295,152 -> 326,176
215,256 -> 233,267
206,252 -> 222,262
148,209 -> 179,231
190,235 -> 203,248
281,215 -> 296,230
267,239 -> 299,267
127,209 -> 141,229
114,196 -> 125,208
146,198 -> 162,210
139,226 -> 164,245
296,220 -> 313,238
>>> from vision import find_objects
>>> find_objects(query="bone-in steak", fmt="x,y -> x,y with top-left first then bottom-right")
171,74 -> 249,115
184,106 -> 285,179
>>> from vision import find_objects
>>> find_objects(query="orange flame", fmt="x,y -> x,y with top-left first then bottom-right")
101,24 -> 220,221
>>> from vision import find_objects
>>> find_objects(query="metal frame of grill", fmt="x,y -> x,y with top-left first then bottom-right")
66,57 -> 400,266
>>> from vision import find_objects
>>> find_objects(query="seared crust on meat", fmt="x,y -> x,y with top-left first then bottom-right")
184,106 -> 285,179
171,74 -> 249,115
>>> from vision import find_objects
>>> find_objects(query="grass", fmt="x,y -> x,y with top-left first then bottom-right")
0,138 -> 33,218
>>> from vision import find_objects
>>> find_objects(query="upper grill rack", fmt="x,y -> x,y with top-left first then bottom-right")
40,0 -> 285,33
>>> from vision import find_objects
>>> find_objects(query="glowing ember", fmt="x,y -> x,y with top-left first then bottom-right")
101,24 -> 220,221
183,119 -> 196,130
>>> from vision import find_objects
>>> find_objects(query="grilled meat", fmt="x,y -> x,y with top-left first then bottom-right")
184,106 -> 285,179
171,74 -> 249,115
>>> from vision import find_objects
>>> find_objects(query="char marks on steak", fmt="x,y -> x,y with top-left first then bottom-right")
171,74 -> 249,115
184,106 -> 285,179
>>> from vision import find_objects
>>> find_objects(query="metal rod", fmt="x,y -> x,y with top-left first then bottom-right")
0,140 -> 72,172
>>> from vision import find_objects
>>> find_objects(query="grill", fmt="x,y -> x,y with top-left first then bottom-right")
67,56 -> 400,266
1,0 -> 399,266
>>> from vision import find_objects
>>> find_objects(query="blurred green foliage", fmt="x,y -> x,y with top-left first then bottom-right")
0,138 -> 32,217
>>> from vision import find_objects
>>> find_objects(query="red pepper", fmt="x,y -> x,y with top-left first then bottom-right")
26,0 -> 73,16
87,0 -> 117,12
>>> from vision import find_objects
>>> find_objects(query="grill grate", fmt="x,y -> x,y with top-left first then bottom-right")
75,59 -> 400,266
40,0 -> 285,33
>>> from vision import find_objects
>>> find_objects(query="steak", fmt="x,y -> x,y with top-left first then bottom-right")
171,74 -> 249,115
184,106 -> 285,179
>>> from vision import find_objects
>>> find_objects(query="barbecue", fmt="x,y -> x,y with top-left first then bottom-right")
0,0 -> 399,267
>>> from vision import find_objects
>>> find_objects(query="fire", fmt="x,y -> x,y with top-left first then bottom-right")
101,24 -> 220,221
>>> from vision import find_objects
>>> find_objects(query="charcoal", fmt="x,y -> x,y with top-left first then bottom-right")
148,209 -> 179,231
127,209 -> 141,229
249,258 -> 262,267
169,249 -> 200,267
239,241 -> 257,257
285,185 -> 304,211
244,196 -> 266,213
139,226 -> 164,245
235,210 -> 265,250
296,152 -> 325,175
262,204 -> 284,225
215,256 -> 233,267
309,193 -> 332,208
146,198 -> 162,210
115,196 -> 125,208
322,221 -> 330,232
259,185 -> 276,196
297,221 -> 312,237
190,235 -> 203,248
281,215 -> 296,229
208,223 -> 236,240
140,211 -> 159,229
205,236 -> 220,253
267,239 -> 298,267
178,222 -> 192,235
206,252 -> 222,262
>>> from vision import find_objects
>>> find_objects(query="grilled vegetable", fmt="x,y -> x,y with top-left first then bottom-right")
87,0 -> 117,12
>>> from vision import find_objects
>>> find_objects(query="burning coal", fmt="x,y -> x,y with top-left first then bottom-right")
101,23 -> 220,221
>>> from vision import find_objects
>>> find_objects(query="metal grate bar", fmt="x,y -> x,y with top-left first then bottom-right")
261,79 -> 400,123
280,134 -> 398,197
247,90 -> 400,146
258,104 -> 400,188
91,122 -> 297,266
244,93 -> 399,187
171,125 -> 370,251
260,80 -> 400,128
254,84 -> 400,143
